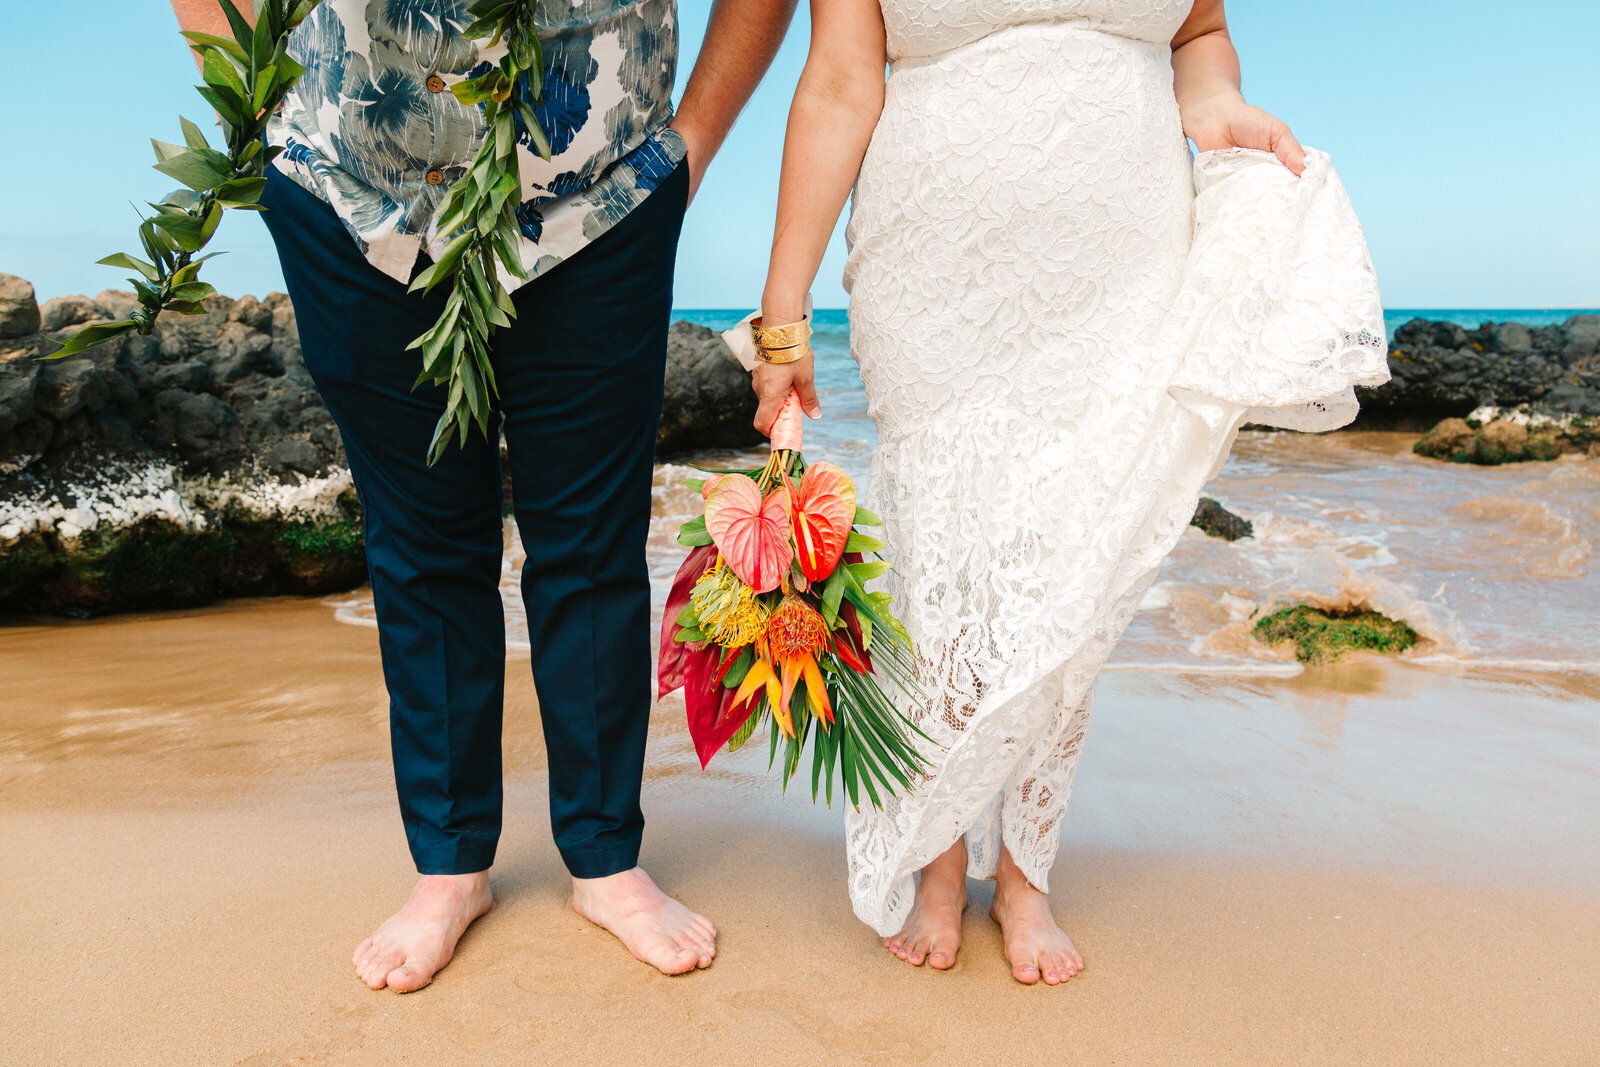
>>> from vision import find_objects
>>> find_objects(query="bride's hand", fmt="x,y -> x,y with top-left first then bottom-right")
751,352 -> 822,435
1181,90 -> 1306,176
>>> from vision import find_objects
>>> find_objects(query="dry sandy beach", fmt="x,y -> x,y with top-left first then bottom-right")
2,597 -> 1597,1064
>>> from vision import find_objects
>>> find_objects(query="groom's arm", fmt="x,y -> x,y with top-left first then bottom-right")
672,0 -> 801,204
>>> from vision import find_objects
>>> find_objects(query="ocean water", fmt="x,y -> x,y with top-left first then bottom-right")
329,307 -> 1600,675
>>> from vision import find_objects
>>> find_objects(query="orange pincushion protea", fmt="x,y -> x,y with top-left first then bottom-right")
761,595 -> 833,734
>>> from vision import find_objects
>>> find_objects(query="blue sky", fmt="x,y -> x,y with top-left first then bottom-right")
1,0 -> 1595,309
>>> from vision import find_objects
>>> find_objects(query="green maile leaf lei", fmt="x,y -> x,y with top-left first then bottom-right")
52,0 -> 551,467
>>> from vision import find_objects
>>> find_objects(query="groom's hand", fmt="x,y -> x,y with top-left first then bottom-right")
752,352 -> 821,434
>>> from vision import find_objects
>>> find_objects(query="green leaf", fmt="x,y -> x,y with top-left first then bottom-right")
167,281 -> 217,303
150,138 -> 186,164
852,505 -> 883,527
196,86 -> 244,126
178,115 -> 214,152
845,531 -> 887,554
214,175 -> 268,206
820,566 -> 846,626
848,559 -> 890,584
214,0 -> 254,52
151,211 -> 208,253
153,147 -> 233,192
721,646 -> 754,690
726,709 -> 760,753
675,514 -> 713,547
44,320 -> 139,358
96,252 -> 161,283
179,30 -> 250,63
202,48 -> 249,105
684,477 -> 706,495
253,64 -> 279,110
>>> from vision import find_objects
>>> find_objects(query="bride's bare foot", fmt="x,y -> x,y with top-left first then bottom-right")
990,846 -> 1084,985
884,838 -> 967,969
352,871 -> 493,992
571,867 -> 716,975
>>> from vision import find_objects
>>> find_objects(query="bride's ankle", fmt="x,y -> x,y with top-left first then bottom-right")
917,839 -> 970,903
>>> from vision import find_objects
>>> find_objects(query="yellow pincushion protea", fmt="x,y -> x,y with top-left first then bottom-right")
690,560 -> 769,647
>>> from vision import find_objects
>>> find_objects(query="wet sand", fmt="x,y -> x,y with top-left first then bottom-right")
3,598 -> 1598,1064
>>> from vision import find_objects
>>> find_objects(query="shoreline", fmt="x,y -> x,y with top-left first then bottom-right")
3,596 -> 1597,1062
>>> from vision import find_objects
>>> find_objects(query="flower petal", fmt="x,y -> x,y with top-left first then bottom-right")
705,473 -> 793,593
790,462 -> 857,581
658,543 -> 718,698
685,644 -> 759,769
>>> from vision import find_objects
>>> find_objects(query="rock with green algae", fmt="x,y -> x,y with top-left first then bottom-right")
0,459 -> 369,618
1252,604 -> 1420,665
1414,413 -> 1599,465
1190,497 -> 1253,540
0,508 -> 367,618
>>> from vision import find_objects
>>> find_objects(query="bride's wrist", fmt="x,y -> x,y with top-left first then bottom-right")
759,288 -> 807,325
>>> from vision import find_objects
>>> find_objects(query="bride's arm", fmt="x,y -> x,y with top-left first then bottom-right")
1171,0 -> 1306,175
751,0 -> 887,433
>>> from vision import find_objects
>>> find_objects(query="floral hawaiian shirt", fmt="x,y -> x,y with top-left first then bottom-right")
267,0 -> 686,286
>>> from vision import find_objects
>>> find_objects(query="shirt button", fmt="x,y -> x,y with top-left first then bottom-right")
425,169 -> 445,185
426,75 -> 445,93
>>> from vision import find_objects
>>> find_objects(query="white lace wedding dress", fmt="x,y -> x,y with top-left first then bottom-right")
840,0 -> 1391,935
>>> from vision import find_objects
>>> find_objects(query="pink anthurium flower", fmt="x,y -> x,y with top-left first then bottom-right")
704,473 -> 793,593
785,462 -> 857,582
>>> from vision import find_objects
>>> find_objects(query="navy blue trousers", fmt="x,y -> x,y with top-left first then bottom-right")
262,164 -> 688,878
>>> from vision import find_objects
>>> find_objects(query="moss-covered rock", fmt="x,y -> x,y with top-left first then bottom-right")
1414,415 -> 1595,465
0,509 -> 368,617
1191,497 -> 1253,540
1252,604 -> 1419,665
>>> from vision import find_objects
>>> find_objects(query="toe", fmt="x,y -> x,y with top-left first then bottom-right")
353,937 -> 374,968
386,962 -> 434,993
928,951 -> 954,970
660,949 -> 700,976
1012,961 -> 1041,985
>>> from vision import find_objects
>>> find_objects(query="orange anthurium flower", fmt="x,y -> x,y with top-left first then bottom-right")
784,462 -> 857,582
704,473 -> 793,594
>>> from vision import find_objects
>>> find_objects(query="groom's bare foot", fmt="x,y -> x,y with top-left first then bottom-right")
990,846 -> 1084,985
352,871 -> 493,992
570,867 -> 716,975
884,838 -> 967,969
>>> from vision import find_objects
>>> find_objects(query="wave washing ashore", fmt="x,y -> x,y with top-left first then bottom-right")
324,308 -> 1600,677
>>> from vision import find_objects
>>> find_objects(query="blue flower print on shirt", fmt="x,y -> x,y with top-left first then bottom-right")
515,200 -> 544,242
520,68 -> 591,157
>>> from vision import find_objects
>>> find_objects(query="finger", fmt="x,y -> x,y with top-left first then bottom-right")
795,374 -> 822,418
1272,121 -> 1307,176
753,396 -> 786,435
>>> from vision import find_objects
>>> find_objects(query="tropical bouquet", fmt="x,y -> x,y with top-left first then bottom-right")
658,394 -> 928,808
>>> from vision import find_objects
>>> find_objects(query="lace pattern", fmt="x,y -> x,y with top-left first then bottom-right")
839,5 -> 1387,936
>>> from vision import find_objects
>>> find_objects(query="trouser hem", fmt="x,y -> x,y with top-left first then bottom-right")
410,840 -> 499,876
560,835 -> 643,880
